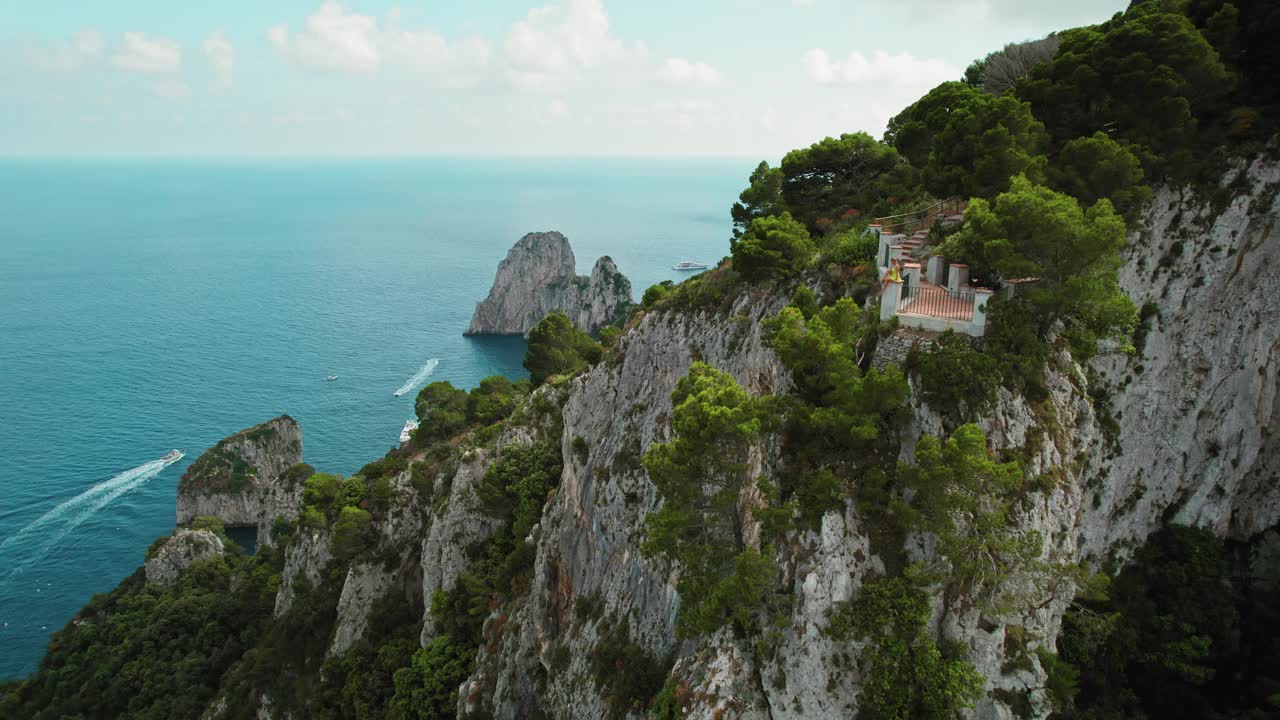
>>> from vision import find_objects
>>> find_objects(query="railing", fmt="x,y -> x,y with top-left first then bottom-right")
898,284 -> 974,321
872,197 -> 965,235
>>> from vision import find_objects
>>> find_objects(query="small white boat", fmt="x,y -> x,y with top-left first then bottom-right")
325,375 -> 338,381
399,419 -> 420,444
160,449 -> 184,464
672,260 -> 709,271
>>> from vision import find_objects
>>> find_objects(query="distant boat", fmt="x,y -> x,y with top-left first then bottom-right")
399,419 -> 419,444
160,449 -> 184,464
672,261 -> 709,271
325,375 -> 338,381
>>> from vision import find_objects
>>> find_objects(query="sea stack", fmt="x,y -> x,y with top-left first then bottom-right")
465,231 -> 633,337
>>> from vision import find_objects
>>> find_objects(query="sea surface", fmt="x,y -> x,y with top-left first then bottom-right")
0,156 -> 750,679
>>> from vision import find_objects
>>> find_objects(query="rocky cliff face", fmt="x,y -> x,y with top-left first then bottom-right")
176,415 -> 304,546
144,529 -> 225,586
464,231 -> 633,336
450,160 -> 1280,719
138,161 -> 1280,720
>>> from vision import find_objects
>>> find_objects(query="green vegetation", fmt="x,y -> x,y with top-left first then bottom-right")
896,424 -> 1039,611
0,536 -> 279,719
905,332 -> 998,427
1053,525 -> 1280,719
387,635 -> 476,720
829,575 -> 984,720
589,619 -> 670,717
414,381 -> 469,441
642,362 -> 775,636
778,133 -> 918,229
524,311 -> 604,385
730,212 -> 815,283
940,175 -> 1136,355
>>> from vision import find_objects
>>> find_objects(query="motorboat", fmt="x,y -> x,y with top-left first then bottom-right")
672,260 -> 709,271
399,419 -> 420,444
325,375 -> 338,381
160,449 -> 184,464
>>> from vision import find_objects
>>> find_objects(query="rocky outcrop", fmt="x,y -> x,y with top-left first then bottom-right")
129,159 -> 1280,720
465,231 -> 633,337
144,529 -> 225,586
176,416 -> 304,546
451,159 -> 1280,719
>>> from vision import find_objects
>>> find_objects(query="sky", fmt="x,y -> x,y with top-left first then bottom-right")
0,0 -> 1129,157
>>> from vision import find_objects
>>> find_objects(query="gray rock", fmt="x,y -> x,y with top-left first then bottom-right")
144,529 -> 224,586
465,231 -> 633,337
176,415 -> 304,547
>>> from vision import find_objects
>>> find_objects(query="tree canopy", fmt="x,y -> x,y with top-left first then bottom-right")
524,311 -> 604,385
940,175 -> 1135,344
731,212 -> 816,283
642,362 -> 774,636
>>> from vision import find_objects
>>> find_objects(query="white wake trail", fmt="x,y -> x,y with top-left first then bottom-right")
0,458 -> 171,577
394,358 -> 440,397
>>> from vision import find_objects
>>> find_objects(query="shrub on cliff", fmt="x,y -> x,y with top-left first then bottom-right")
643,362 -> 779,636
467,375 -> 527,425
731,212 -> 815,283
414,381 -> 469,441
524,311 -> 603,385
940,175 -> 1136,351
829,574 -> 984,720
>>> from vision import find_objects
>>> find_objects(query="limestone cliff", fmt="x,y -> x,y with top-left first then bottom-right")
451,158 -> 1280,719
54,160 -> 1280,720
143,529 -> 225,586
176,415 -> 304,546
464,231 -> 633,337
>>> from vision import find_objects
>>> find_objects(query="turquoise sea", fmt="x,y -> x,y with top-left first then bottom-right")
0,157 -> 750,678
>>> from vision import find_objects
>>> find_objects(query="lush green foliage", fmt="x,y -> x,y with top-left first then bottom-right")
824,228 -> 879,266
524,311 -> 604,385
731,160 -> 786,239
926,93 -> 1048,199
897,424 -> 1038,610
468,375 -> 528,425
941,175 -> 1136,349
830,575 -> 984,720
414,381 -> 469,441
905,331 -> 999,426
766,301 -> 908,457
731,212 -> 816,283
1055,525 -> 1280,719
1019,7 -> 1230,180
779,133 -> 918,228
588,619 -> 670,717
1049,132 -> 1153,221
641,280 -> 674,309
0,539 -> 279,719
642,362 -> 776,636
386,635 -> 476,720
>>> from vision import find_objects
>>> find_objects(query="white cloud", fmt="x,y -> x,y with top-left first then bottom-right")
113,32 -> 182,73
803,48 -> 958,87
657,58 -> 721,87
26,29 -> 105,71
269,1 -> 379,71
270,1 -> 490,76
504,0 -> 645,93
203,31 -> 235,87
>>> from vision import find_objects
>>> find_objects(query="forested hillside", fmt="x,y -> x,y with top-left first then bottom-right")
3,2 -> 1278,719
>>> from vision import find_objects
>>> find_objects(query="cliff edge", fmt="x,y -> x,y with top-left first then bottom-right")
175,415 -> 305,546
464,231 -> 632,337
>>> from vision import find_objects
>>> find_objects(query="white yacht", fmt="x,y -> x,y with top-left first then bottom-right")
399,419 -> 419,444
672,260 -> 709,271
160,449 -> 184,464
325,375 -> 338,382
